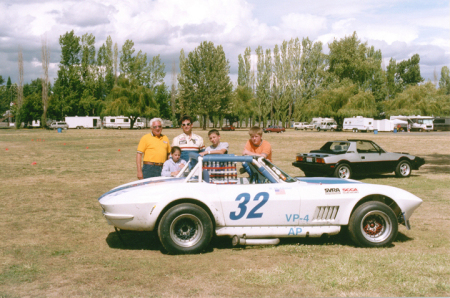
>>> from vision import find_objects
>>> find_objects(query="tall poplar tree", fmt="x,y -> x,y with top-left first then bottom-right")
178,41 -> 232,129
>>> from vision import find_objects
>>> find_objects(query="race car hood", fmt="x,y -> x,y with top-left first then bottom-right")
98,176 -> 185,201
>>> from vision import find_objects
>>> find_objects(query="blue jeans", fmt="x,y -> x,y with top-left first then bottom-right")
142,164 -> 162,179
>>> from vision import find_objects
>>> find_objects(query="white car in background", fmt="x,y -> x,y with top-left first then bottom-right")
293,122 -> 309,130
98,154 -> 422,254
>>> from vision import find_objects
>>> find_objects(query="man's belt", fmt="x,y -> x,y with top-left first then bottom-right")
143,161 -> 163,166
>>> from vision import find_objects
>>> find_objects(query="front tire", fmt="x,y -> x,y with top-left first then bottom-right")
158,203 -> 213,254
334,163 -> 352,179
348,201 -> 398,247
395,160 -> 411,177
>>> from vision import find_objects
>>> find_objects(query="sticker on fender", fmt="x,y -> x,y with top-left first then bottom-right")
288,227 -> 303,235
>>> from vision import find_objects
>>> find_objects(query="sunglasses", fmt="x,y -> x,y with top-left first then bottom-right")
152,125 -> 162,129
182,123 -> 191,127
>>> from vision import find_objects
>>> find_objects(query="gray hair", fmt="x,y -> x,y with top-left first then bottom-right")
149,118 -> 164,128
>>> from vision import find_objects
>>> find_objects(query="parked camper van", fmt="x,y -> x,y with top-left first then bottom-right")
317,120 -> 338,131
343,116 -> 374,132
103,116 -> 145,129
390,115 -> 434,132
65,116 -> 101,129
304,117 -> 335,130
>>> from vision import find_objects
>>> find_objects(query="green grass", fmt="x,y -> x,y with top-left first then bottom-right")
0,128 -> 449,297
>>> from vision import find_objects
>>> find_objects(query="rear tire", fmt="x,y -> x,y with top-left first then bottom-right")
395,160 -> 411,178
348,201 -> 398,247
334,163 -> 352,179
158,203 -> 213,254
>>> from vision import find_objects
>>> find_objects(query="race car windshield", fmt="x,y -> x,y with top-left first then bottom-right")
262,159 -> 297,183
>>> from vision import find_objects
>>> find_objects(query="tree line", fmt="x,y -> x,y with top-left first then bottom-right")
1,31 -> 449,129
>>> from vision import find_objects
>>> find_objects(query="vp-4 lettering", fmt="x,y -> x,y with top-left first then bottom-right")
230,192 -> 269,220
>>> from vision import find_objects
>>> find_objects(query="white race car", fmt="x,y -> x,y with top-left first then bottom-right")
98,154 -> 422,254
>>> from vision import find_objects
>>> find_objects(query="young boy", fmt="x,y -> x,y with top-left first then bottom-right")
242,126 -> 272,161
162,146 -> 187,177
199,129 -> 229,156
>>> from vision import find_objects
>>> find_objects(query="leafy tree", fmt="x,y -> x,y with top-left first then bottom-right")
396,54 -> 423,86
255,46 -> 272,126
145,55 -> 166,90
154,83 -> 171,119
292,38 -> 327,121
382,82 -> 447,117
236,47 -> 254,127
328,32 -> 383,94
104,77 -> 158,128
439,66 -> 450,95
52,30 -> 83,118
119,39 -> 135,77
21,79 -> 44,127
0,75 -> 3,85
178,41 -> 233,129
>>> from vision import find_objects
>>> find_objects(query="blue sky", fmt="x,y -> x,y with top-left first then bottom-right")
0,0 -> 448,86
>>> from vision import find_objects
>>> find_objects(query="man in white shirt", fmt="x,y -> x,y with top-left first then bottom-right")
172,115 -> 205,162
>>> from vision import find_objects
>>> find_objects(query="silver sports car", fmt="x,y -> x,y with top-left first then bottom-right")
293,139 -> 425,179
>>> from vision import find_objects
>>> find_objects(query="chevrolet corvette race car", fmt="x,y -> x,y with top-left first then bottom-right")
293,139 -> 425,179
98,154 -> 422,254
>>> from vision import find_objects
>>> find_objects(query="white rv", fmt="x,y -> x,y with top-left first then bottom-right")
65,116 -> 101,129
390,115 -> 434,132
103,116 -> 145,129
343,116 -> 374,132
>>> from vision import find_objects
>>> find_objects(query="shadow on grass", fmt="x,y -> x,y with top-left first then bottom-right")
106,229 -> 414,253
106,230 -> 163,251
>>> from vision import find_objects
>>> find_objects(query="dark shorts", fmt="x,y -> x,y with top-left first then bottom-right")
142,164 -> 162,179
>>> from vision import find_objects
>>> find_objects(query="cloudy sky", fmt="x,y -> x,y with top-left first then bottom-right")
0,0 -> 448,86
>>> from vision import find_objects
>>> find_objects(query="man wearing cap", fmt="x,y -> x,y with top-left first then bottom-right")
172,115 -> 205,162
136,118 -> 171,179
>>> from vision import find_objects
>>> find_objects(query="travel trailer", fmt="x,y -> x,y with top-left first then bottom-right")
343,116 -> 374,132
65,116 -> 101,129
103,116 -> 145,129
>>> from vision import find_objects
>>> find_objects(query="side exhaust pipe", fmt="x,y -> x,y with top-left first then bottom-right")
232,236 -> 280,246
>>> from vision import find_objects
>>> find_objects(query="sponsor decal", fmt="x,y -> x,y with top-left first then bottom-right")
179,140 -> 187,145
342,188 -> 358,194
325,188 -> 341,194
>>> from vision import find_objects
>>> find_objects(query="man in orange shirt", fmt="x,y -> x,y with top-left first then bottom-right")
242,126 -> 272,161
136,118 -> 171,179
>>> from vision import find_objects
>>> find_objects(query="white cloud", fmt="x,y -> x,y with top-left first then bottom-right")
280,13 -> 327,34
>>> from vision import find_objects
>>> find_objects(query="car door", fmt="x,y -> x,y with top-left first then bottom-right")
355,141 -> 389,173
217,183 -> 301,226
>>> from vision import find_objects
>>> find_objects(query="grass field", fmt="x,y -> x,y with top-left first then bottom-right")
1,128 -> 449,297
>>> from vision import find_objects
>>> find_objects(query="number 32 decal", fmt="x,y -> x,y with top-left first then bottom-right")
230,192 -> 269,220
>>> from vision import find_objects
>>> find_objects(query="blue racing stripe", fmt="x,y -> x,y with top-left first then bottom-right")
98,177 -> 185,200
296,177 -> 360,184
